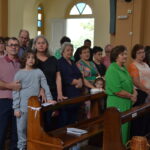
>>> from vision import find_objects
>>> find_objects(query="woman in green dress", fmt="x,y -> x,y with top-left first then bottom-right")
105,45 -> 137,144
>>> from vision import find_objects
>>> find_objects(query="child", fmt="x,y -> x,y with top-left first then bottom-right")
94,77 -> 105,111
12,50 -> 56,150
94,77 -> 105,92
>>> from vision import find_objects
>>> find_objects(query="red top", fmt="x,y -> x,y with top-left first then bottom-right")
102,56 -> 111,68
0,56 -> 20,99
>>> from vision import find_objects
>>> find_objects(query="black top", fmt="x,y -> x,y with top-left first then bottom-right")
58,57 -> 82,98
93,61 -> 106,77
37,56 -> 59,98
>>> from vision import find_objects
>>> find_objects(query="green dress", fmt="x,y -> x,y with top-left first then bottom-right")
105,62 -> 133,144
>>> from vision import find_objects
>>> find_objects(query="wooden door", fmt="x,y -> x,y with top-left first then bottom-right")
111,0 -> 134,65
111,0 -> 145,65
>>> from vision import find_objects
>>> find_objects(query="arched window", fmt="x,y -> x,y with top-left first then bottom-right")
70,2 -> 92,16
66,2 -> 94,50
37,5 -> 44,35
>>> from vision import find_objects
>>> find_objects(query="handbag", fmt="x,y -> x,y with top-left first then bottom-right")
126,136 -> 150,150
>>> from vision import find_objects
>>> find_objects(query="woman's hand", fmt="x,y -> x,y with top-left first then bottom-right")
72,78 -> 83,88
130,89 -> 137,103
57,94 -> 68,102
39,88 -> 47,103
130,95 -> 137,103
14,111 -> 21,117
75,78 -> 83,88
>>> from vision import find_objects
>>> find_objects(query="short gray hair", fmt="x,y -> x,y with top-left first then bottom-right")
61,42 -> 73,54
19,29 -> 29,38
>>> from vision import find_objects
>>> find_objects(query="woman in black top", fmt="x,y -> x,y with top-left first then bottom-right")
33,35 -> 65,131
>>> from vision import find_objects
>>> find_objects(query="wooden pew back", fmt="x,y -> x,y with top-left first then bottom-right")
27,92 -> 150,150
103,102 -> 150,150
27,93 -> 106,150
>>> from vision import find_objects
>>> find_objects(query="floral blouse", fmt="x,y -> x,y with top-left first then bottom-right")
76,60 -> 99,81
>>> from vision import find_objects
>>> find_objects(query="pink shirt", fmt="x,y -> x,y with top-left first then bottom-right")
0,56 -> 20,99
102,56 -> 110,68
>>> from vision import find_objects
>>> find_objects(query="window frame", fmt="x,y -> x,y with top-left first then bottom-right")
37,5 -> 44,35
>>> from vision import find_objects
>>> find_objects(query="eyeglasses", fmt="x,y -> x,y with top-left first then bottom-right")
136,51 -> 145,54
6,44 -> 20,48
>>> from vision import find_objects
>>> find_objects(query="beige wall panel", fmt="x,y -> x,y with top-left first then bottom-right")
0,0 -> 8,36
8,0 -> 25,37
43,0 -> 70,43
23,0 -> 37,38
94,0 -> 110,48
111,0 -> 133,47
142,0 -> 150,46
131,0 -> 143,46
111,0 -> 145,66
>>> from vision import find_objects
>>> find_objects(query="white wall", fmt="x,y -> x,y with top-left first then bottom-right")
8,0 -> 25,37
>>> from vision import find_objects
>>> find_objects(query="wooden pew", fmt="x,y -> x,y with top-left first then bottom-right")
27,91 -> 150,150
27,93 -> 106,150
103,102 -> 150,150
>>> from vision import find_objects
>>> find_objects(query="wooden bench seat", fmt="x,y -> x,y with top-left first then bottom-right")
27,92 -> 150,150
27,93 -> 106,150
48,116 -> 104,148
103,102 -> 150,150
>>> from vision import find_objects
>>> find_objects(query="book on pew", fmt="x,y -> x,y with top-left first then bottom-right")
67,128 -> 88,136
41,102 -> 53,107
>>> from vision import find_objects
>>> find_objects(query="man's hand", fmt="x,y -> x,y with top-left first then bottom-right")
9,80 -> 21,91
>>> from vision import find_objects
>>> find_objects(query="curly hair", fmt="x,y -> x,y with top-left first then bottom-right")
131,44 -> 144,59
110,45 -> 127,62
20,50 -> 37,69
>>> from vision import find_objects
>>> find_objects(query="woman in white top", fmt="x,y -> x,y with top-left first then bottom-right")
129,44 -> 150,137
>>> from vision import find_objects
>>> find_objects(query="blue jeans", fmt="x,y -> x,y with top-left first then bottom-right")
0,99 -> 18,150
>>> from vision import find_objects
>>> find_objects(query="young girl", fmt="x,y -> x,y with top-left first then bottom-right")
94,77 -> 105,92
12,50 -> 56,150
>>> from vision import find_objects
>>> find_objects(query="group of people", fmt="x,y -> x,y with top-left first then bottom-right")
0,29 -> 150,150
105,44 -> 150,144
